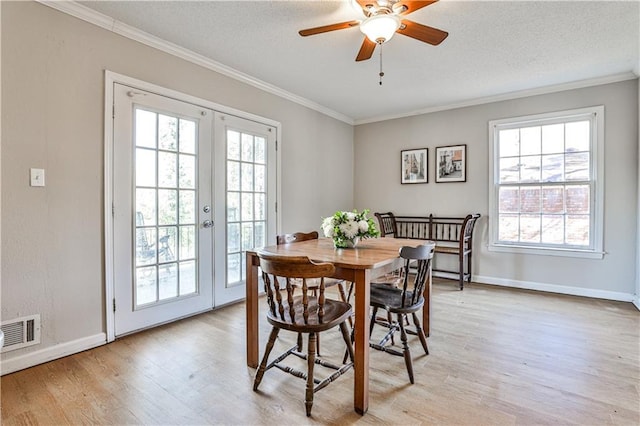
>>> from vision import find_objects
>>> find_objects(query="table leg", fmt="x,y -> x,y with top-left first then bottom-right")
423,265 -> 432,337
353,269 -> 370,415
246,251 -> 259,368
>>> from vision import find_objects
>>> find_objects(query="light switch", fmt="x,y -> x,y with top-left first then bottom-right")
30,168 -> 45,187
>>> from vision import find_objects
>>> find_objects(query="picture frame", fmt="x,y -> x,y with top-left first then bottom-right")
435,144 -> 467,183
401,148 -> 428,184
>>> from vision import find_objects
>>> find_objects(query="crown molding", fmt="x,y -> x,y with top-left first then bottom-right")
355,72 -> 638,125
37,0 -> 355,125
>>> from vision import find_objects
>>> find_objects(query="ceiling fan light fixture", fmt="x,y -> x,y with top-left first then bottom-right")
360,14 -> 401,44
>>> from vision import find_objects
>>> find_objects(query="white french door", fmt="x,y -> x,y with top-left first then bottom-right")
112,83 -> 214,336
213,113 -> 277,305
108,77 -> 279,337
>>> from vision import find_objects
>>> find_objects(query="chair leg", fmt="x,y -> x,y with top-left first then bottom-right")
459,253 -> 464,290
387,310 -> 395,345
305,332 -> 317,417
296,332 -> 303,352
370,307 -> 378,335
253,326 -> 280,391
337,283 -> 353,328
411,312 -> 429,355
339,322 -> 355,362
398,314 -> 414,384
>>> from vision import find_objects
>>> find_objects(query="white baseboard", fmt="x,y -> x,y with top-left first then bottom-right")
1,333 -> 107,375
472,275 -> 636,303
633,295 -> 640,311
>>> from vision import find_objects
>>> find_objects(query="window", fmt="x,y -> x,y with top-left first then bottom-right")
488,106 -> 604,258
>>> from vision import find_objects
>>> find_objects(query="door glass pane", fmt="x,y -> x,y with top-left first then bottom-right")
241,193 -> 254,221
241,134 -> 253,161
227,161 -> 240,191
136,227 -> 156,266
227,192 -> 240,221
135,110 -> 156,148
133,107 -> 199,309
227,131 -> 240,160
179,261 -> 196,295
158,114 -> 177,151
179,225 -> 196,260
159,265 -> 178,300
158,189 -> 177,225
255,193 -> 265,220
179,154 -> 196,189
179,119 -> 196,154
136,188 -> 156,226
241,163 -> 254,191
255,137 -> 266,164
227,223 -> 240,253
227,253 -> 240,284
136,149 -> 156,187
179,190 -> 196,224
158,151 -> 177,187
136,266 -> 157,305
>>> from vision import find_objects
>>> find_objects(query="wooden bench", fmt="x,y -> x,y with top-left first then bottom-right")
375,212 -> 481,290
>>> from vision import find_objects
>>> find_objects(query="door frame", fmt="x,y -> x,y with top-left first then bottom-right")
104,71 -> 282,342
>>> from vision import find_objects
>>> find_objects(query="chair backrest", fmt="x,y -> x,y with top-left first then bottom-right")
375,212 -> 397,237
276,231 -> 319,245
258,253 -> 335,325
461,214 -> 481,247
398,242 -> 436,308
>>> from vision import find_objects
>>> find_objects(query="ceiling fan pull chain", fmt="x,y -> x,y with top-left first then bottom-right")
378,42 -> 384,86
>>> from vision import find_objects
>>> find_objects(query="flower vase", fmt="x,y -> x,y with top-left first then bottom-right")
334,236 -> 360,249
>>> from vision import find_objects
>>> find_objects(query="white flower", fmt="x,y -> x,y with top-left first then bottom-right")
358,220 -> 369,233
345,212 -> 357,221
339,221 -> 359,239
323,224 -> 334,237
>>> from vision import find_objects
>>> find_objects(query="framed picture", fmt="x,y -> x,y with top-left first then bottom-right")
436,144 -> 467,183
401,148 -> 428,184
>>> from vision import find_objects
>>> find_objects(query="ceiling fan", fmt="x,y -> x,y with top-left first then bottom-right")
298,0 -> 449,62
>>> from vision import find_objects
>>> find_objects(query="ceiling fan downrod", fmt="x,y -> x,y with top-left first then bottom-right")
378,41 -> 384,85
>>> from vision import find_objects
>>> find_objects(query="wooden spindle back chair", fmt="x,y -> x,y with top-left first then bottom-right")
253,253 -> 355,417
369,242 -> 436,384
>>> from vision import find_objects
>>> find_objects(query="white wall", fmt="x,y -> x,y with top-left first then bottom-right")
0,1 -> 353,371
355,80 -> 639,300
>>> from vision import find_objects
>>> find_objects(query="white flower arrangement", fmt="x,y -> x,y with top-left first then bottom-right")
322,209 -> 380,248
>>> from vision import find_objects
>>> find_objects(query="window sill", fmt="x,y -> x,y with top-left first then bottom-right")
488,243 -> 605,259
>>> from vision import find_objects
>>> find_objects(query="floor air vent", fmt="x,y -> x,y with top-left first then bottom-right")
1,314 -> 41,353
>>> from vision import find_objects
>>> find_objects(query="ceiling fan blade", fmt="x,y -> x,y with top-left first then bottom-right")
397,1 -> 439,16
397,19 -> 448,45
299,21 -> 360,36
355,37 -> 377,62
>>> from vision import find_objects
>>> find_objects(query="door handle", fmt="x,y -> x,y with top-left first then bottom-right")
202,220 -> 213,228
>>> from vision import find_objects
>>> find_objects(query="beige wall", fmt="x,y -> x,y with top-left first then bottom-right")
355,79 -> 639,297
1,1 -> 353,366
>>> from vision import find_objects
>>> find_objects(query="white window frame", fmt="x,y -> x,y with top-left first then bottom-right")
488,106 -> 605,259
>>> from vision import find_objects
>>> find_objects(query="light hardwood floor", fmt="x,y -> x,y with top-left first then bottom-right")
2,279 -> 639,425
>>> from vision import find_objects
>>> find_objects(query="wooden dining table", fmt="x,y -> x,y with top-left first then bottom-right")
245,237 -> 431,415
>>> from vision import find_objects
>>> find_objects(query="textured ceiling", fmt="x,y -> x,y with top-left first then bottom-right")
77,0 -> 640,123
